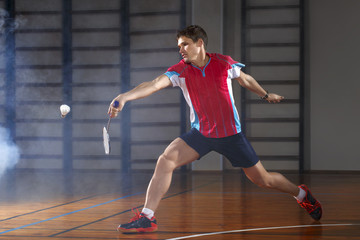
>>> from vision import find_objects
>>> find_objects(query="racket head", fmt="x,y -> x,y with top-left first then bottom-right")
103,126 -> 110,154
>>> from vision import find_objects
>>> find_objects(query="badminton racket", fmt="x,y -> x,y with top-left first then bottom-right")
103,100 -> 119,154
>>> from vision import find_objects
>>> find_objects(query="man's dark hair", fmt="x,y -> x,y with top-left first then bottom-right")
176,25 -> 208,48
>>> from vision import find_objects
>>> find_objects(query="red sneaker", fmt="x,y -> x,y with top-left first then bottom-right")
117,208 -> 158,233
297,184 -> 323,221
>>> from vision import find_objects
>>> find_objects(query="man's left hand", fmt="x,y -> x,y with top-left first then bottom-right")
266,93 -> 284,103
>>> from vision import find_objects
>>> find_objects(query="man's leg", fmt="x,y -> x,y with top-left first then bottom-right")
243,161 -> 322,220
242,161 -> 299,195
144,137 -> 199,211
118,138 -> 199,233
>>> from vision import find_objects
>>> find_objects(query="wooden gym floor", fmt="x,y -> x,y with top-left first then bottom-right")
0,170 -> 359,239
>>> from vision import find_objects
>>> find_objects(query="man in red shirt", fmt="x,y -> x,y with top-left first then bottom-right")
109,25 -> 322,233
165,52 -> 244,138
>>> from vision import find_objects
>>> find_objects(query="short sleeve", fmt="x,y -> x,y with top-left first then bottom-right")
215,54 -> 245,79
229,62 -> 245,79
164,71 -> 180,87
164,62 -> 187,87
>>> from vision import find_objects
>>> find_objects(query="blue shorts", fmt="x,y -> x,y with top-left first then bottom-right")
180,128 -> 259,168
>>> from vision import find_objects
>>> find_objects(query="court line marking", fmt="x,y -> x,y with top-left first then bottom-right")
193,191 -> 360,196
0,192 -> 143,235
0,194 -> 100,222
0,180 -> 218,237
49,180 -> 219,237
166,223 -> 358,240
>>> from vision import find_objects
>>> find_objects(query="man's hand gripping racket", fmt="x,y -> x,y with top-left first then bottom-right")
103,100 -> 119,155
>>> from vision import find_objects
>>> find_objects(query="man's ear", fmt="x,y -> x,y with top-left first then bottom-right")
196,38 -> 204,48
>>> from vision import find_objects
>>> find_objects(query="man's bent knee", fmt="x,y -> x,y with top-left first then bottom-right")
249,176 -> 274,189
155,153 -> 177,173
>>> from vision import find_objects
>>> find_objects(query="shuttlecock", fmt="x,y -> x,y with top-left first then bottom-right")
60,104 -> 71,118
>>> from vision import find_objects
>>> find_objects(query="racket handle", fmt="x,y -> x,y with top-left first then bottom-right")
113,100 -> 119,108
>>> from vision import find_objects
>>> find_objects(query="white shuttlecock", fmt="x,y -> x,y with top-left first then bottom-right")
60,104 -> 71,118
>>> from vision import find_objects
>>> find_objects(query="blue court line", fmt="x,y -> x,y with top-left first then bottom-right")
0,194 -> 100,222
0,192 -> 143,235
49,204 -> 145,237
49,180 -> 219,237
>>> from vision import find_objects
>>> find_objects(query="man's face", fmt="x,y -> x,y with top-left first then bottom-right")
177,36 -> 202,63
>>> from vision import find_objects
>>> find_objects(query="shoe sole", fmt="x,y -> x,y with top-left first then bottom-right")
117,226 -> 158,233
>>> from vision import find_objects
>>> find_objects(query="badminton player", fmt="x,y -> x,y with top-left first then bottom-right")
108,25 -> 322,233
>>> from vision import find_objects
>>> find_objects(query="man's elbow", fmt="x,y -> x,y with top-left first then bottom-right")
237,76 -> 249,88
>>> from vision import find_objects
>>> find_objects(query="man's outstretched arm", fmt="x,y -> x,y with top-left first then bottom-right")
235,71 -> 284,103
108,74 -> 172,118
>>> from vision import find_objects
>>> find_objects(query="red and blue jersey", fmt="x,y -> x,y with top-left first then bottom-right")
164,53 -> 245,138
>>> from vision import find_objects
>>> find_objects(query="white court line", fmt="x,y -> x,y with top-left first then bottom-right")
166,223 -> 357,240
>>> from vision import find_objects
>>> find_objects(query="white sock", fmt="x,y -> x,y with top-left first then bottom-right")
141,208 -> 154,219
294,187 -> 306,202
